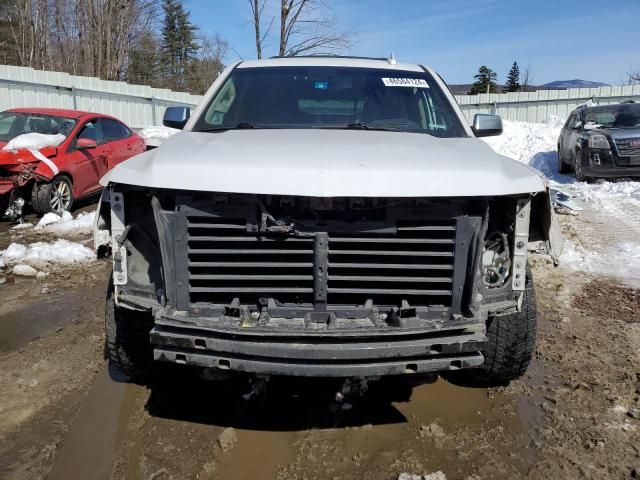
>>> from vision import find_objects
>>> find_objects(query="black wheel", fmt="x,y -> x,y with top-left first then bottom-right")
444,266 -> 536,387
574,149 -> 591,182
32,176 -> 74,214
557,146 -> 571,174
105,284 -> 153,378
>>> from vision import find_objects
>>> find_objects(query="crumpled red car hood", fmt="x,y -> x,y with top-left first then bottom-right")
0,146 -> 58,167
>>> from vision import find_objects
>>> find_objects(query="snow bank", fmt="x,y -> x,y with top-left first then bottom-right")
1,239 -> 96,269
139,125 -> 179,147
561,240 -> 640,286
482,116 -> 569,183
483,118 -> 640,210
2,133 -> 65,151
33,210 -> 96,235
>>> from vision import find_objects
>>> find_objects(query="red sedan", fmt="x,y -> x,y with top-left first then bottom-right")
0,108 -> 145,218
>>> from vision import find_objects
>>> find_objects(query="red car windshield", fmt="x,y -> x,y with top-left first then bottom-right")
0,112 -> 77,142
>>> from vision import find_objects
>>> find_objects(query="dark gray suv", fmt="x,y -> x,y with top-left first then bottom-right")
558,102 -> 640,181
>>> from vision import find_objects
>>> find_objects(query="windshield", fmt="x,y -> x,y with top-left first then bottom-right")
0,112 -> 77,142
194,66 -> 467,138
585,104 -> 640,129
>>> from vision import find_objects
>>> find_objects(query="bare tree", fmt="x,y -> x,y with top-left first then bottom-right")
522,64 -> 535,92
628,68 -> 640,85
248,0 -> 351,58
3,0 -> 49,69
186,33 -> 228,94
247,0 -> 273,59
1,0 -> 163,81
278,0 -> 351,57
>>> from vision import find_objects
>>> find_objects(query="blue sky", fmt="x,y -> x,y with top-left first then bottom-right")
184,0 -> 640,85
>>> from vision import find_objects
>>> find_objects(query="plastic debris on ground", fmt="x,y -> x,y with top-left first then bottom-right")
2,133 -> 66,151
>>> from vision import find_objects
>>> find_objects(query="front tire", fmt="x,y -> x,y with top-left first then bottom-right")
105,285 -> 153,378
574,148 -> 592,182
445,266 -> 537,386
32,176 -> 74,215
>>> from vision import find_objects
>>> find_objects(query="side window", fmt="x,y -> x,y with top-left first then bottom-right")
565,114 -> 576,130
101,118 -> 131,141
204,79 -> 236,125
75,119 -> 102,148
0,114 -> 17,137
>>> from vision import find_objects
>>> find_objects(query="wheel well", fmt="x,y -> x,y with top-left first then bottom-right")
53,172 -> 74,185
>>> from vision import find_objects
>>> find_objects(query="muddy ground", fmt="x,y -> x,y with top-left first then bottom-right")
0,203 -> 639,480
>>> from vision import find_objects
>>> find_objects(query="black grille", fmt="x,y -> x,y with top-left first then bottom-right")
187,215 -> 314,305
615,138 -> 640,157
186,214 -> 456,308
327,221 -> 455,306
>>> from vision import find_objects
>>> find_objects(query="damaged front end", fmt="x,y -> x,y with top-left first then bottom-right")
95,186 -> 560,377
0,146 -> 59,219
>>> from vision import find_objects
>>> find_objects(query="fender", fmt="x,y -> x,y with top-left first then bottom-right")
31,146 -> 60,180
529,187 -> 564,264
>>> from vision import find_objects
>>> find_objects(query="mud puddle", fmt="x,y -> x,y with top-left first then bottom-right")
47,367 -> 140,480
0,279 -> 106,352
213,376 -> 532,479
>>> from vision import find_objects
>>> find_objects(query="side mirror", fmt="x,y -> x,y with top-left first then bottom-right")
76,138 -> 97,150
573,121 -> 583,130
471,114 -> 503,137
163,106 -> 190,130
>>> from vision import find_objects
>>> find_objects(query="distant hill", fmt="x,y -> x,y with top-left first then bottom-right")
541,79 -> 609,89
448,79 -> 610,95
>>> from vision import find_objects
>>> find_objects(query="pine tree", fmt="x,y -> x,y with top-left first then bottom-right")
469,66 -> 498,95
127,31 -> 161,87
161,0 -> 198,90
505,62 -> 521,92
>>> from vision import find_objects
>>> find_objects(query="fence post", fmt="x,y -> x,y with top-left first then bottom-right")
151,97 -> 157,125
71,86 -> 77,110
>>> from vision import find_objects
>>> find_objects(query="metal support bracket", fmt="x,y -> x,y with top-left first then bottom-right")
110,191 -> 128,286
512,198 -> 531,291
313,233 -> 329,311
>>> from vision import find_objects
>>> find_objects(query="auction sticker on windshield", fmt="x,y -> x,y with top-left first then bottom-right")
382,78 -> 429,88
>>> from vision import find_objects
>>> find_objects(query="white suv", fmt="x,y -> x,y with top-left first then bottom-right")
95,56 -> 561,385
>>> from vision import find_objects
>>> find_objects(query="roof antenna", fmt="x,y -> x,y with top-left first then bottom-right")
388,52 -> 397,65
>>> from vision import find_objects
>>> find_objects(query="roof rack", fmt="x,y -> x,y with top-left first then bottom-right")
268,54 -> 390,62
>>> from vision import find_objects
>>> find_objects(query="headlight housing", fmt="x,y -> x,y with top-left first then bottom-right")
589,134 -> 610,149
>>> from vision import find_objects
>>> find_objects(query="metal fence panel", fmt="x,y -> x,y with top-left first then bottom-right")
0,65 -> 203,129
2,65 -> 639,127
455,84 -> 640,123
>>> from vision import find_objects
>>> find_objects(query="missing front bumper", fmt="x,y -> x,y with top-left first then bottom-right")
149,318 -> 486,377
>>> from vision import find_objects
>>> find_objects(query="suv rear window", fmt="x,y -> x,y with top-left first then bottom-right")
195,66 -> 467,138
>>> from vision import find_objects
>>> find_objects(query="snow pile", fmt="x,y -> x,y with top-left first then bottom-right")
1,239 -> 96,270
139,125 -> 179,147
33,210 -> 96,235
2,133 -> 65,151
561,240 -> 640,286
398,473 -> 447,480
483,118 -> 640,208
481,116 -> 569,183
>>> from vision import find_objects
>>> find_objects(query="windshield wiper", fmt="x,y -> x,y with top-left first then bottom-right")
343,121 -> 402,132
199,122 -> 259,132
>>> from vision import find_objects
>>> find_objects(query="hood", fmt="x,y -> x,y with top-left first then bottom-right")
101,129 -> 546,197
592,126 -> 640,140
